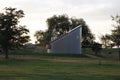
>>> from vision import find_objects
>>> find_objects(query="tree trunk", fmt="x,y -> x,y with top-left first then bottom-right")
105,40 -> 107,48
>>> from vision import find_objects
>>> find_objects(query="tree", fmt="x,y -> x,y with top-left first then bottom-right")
0,7 -> 30,59
35,15 -> 94,48
91,42 -> 102,55
46,15 -> 94,42
100,34 -> 112,48
100,35 -> 107,48
46,14 -> 71,41
111,15 -> 120,60
34,30 -> 44,45
35,14 -> 94,48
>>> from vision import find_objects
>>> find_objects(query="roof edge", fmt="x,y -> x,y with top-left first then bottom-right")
50,25 -> 82,44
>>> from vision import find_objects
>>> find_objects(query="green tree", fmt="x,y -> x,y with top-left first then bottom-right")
111,15 -> 120,60
34,30 -> 52,46
46,14 -> 71,41
34,30 -> 44,45
91,42 -> 102,55
0,7 -> 30,59
100,34 -> 112,48
35,14 -> 94,48
46,15 -> 94,43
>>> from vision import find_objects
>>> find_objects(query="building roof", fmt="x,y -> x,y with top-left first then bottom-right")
50,25 -> 82,44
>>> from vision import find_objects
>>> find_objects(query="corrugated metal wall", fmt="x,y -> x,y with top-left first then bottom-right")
49,26 -> 82,54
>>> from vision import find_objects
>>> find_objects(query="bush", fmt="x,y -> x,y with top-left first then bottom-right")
92,42 -> 102,55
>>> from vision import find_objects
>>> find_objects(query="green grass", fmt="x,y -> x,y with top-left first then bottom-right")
0,48 -> 120,80
99,48 -> 119,60
10,49 -> 88,58
0,57 -> 120,80
10,48 -> 119,60
83,48 -> 119,60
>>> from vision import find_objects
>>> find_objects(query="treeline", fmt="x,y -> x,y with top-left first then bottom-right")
100,15 -> 120,49
34,14 -> 102,55
0,7 -> 120,60
34,15 -> 95,47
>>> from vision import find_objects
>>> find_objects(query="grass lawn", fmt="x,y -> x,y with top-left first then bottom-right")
0,54 -> 120,80
0,48 -> 120,80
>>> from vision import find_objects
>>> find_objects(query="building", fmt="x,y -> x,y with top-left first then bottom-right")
48,25 -> 82,54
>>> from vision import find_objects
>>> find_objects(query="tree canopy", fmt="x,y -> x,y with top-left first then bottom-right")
100,34 -> 112,48
35,14 -> 95,48
111,15 -> 120,48
0,7 -> 30,59
91,42 -> 102,55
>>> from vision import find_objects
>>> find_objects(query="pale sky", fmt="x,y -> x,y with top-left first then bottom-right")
0,0 -> 120,43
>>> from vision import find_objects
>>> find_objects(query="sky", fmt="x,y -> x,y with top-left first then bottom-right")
0,0 -> 120,43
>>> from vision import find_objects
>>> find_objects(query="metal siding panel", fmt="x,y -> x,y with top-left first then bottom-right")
68,27 -> 80,54
50,26 -> 81,54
